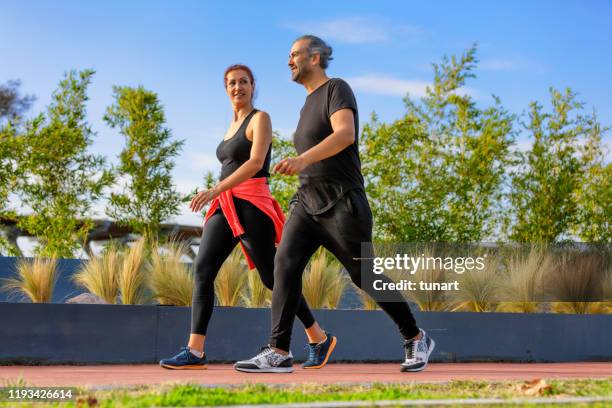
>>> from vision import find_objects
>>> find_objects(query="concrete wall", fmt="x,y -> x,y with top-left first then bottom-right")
1,303 -> 610,364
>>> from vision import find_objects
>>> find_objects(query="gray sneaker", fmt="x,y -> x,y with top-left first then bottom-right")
234,345 -> 294,373
401,329 -> 435,372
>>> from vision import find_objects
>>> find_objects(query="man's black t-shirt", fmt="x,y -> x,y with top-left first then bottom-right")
293,78 -> 364,215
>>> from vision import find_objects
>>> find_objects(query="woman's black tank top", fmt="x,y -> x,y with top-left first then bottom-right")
216,109 -> 272,181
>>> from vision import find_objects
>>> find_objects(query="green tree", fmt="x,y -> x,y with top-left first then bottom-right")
573,113 -> 609,242
508,89 -> 605,243
104,85 -> 184,242
269,133 -> 299,213
0,80 -> 34,255
182,171 -> 215,217
0,80 -> 35,125
0,123 -> 21,255
17,70 -> 114,257
575,161 -> 611,243
361,45 -> 515,242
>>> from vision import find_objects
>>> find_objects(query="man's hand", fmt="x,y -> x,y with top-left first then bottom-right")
273,156 -> 309,175
190,186 -> 220,212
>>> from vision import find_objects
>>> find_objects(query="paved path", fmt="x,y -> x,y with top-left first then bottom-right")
1,363 -> 611,388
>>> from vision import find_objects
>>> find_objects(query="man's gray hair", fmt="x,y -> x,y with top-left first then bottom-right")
295,35 -> 333,69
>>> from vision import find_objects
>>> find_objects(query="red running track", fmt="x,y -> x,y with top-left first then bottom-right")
1,363 -> 611,388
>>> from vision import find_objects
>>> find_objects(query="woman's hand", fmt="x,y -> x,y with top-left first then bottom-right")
190,186 -> 221,213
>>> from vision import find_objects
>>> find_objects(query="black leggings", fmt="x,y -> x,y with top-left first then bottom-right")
269,189 -> 420,351
191,197 -> 315,335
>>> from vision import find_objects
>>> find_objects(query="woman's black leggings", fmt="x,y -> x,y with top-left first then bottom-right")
191,197 -> 316,335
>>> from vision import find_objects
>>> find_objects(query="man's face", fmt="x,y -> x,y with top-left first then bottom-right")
288,39 -> 312,83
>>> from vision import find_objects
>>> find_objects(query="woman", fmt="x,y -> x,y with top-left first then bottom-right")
160,65 -> 335,372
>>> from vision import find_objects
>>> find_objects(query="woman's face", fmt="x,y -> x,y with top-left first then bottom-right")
225,69 -> 253,107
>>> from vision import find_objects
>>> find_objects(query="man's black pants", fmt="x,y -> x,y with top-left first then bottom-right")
269,188 -> 420,351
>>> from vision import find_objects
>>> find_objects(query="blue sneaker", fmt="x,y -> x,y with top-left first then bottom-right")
160,347 -> 207,370
302,332 -> 337,369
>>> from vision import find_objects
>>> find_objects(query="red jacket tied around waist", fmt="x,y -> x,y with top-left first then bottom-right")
204,177 -> 285,269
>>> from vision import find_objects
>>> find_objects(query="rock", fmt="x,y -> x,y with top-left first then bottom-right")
65,293 -> 108,304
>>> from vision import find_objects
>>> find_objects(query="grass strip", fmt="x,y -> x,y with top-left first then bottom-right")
0,378 -> 609,407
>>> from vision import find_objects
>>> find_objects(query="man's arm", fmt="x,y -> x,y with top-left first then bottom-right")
274,108 -> 355,175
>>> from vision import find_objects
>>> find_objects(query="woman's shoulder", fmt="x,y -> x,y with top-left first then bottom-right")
250,109 -> 272,127
246,109 -> 272,142
252,109 -> 271,121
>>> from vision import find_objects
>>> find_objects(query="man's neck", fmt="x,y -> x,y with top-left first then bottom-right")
303,72 -> 330,94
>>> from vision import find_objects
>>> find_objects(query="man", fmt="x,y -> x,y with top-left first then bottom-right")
234,35 -> 435,373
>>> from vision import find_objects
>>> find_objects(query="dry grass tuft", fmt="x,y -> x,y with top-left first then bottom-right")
496,248 -> 551,313
548,251 -> 609,314
450,252 -> 501,312
118,239 -> 149,305
148,240 -> 194,306
302,248 -> 344,309
2,257 -> 58,303
215,246 -> 246,306
326,267 -> 349,309
242,269 -> 271,308
73,242 -> 121,304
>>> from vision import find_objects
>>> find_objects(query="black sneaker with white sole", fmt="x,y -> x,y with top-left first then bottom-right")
401,329 -> 435,372
234,345 -> 294,373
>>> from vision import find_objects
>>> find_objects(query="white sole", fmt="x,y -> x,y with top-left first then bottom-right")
234,366 -> 294,373
401,338 -> 436,372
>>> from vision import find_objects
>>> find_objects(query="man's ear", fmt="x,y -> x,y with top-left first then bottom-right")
311,52 -> 321,67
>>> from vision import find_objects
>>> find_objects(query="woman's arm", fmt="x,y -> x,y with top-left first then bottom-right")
190,111 -> 272,212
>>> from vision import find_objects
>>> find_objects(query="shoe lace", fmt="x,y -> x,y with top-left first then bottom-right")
173,346 -> 190,361
255,345 -> 274,359
405,340 -> 417,360
304,343 -> 319,362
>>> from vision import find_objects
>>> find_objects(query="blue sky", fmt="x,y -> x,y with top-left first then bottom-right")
2,0 -> 611,227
